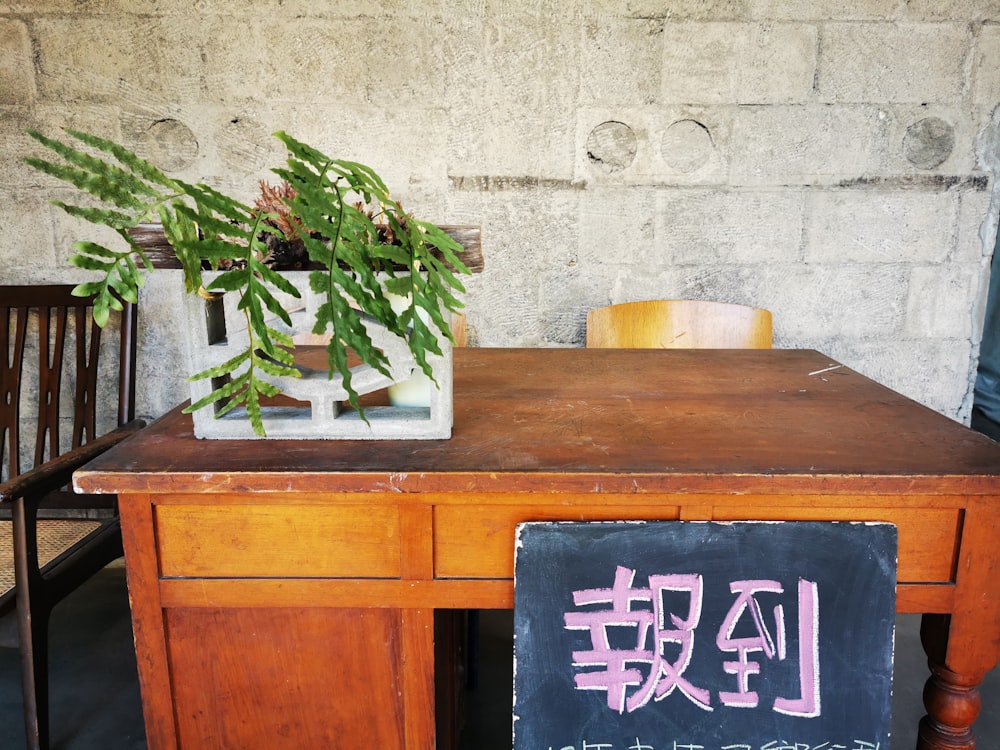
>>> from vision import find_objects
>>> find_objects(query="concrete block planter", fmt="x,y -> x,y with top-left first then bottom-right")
182,272 -> 453,440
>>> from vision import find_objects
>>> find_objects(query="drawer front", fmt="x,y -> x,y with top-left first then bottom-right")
711,507 -> 961,584
434,504 -> 682,578
434,503 -> 960,584
156,505 -> 400,578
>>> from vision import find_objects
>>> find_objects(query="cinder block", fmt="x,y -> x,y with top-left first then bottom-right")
973,25 -> 1000,106
818,23 -> 970,103
200,14 -> 449,108
466,275 -> 543,347
580,17 -> 664,107
442,13 -> 580,181
0,193 -> 56,267
181,272 -> 453,440
464,17 -> 579,178
0,20 -> 35,105
654,188 -> 805,265
2,0 -> 160,10
578,187 -> 654,267
0,109 -> 42,189
661,23 -> 817,104
29,103 -> 127,150
537,266 -> 615,345
33,18 -> 163,102
136,274 -> 192,417
957,189 -> 994,263
364,17 -> 451,107
901,0 -> 1000,22
281,104 -> 452,189
729,105 -> 888,185
622,0 -> 750,19
761,264 -> 909,338
804,191 -> 956,264
740,23 -> 818,103
476,190 -> 578,272
749,0 -> 898,21
905,265 -> 982,339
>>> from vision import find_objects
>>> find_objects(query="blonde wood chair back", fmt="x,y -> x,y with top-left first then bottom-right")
451,312 -> 468,348
586,300 -> 773,349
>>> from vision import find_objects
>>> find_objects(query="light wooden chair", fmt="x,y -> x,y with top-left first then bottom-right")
450,312 -> 467,348
586,299 -> 773,349
1,284 -> 144,750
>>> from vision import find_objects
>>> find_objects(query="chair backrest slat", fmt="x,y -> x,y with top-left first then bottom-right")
35,303 -> 68,467
72,305 -> 103,448
1,305 -> 28,481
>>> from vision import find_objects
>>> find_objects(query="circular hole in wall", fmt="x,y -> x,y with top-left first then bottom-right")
586,121 -> 638,174
903,117 -> 955,170
141,119 -> 199,172
661,119 -> 714,173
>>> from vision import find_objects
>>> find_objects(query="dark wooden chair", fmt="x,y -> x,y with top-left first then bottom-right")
0,284 -> 144,750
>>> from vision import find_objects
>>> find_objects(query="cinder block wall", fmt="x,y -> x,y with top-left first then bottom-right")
2,0 -> 999,422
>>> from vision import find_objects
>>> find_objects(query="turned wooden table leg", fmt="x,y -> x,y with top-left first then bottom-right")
918,615 -> 984,750
918,663 -> 983,750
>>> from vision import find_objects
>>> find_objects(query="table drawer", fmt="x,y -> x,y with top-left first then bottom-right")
711,506 -> 961,584
434,504 -> 961,584
434,504 -> 682,578
155,505 -> 401,578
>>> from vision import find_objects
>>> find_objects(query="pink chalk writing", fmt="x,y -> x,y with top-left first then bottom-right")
544,740 -> 877,750
563,567 -> 820,715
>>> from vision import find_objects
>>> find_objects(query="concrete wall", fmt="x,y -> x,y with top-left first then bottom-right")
2,0 -> 999,423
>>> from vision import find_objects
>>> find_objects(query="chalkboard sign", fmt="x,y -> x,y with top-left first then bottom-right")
513,521 -> 897,750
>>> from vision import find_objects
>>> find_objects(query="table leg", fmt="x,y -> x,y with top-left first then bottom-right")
917,614 -> 985,750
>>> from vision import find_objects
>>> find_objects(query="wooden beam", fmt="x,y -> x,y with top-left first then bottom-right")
127,223 -> 484,274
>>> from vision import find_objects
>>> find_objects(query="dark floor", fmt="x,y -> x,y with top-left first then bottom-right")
0,564 -> 997,750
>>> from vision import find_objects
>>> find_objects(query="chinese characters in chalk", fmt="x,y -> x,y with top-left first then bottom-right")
564,566 -> 821,716
545,740 -> 879,750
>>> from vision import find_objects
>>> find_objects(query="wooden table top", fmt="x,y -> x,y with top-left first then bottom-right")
75,348 -> 1000,496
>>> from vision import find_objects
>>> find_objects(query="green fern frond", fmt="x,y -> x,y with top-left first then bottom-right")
64,128 -> 177,189
26,126 -> 470,436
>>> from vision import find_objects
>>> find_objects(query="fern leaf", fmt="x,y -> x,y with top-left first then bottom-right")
173,203 -> 252,241
159,203 -> 204,294
188,350 -> 251,381
64,128 -> 177,189
25,128 -> 165,203
243,380 -> 266,437
68,253 -> 114,273
52,201 -> 139,230
205,269 -> 249,293
256,264 -> 301,299
255,355 -> 300,378
184,373 -> 249,413
71,279 -> 108,298
251,277 -> 295,327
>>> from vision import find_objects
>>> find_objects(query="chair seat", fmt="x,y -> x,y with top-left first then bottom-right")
0,519 -> 106,604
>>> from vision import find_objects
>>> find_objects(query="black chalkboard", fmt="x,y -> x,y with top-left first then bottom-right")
513,521 -> 897,750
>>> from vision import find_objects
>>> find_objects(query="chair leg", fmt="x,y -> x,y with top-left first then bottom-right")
12,496 -> 51,750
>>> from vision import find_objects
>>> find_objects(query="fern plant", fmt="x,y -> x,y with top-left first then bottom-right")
25,128 -> 470,436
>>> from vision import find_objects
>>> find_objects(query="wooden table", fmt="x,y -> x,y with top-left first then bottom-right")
74,348 -> 1000,750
